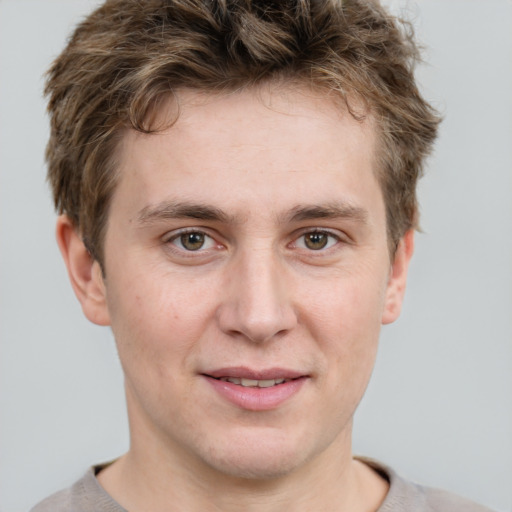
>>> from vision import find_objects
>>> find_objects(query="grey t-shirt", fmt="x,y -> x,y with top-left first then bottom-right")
30,458 -> 495,512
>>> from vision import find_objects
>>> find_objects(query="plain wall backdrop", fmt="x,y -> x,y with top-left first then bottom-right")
0,1 -> 511,511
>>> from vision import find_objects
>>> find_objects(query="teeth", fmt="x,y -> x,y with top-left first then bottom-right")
219,377 -> 289,388
220,377 -> 241,384
257,379 -> 276,388
240,378 -> 259,387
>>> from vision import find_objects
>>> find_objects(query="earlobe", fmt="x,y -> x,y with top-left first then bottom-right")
56,215 -> 111,326
381,230 -> 414,325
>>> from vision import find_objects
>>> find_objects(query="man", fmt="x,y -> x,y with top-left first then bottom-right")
31,0 -> 494,511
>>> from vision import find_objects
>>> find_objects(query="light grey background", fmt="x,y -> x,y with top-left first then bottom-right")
0,1 -> 510,511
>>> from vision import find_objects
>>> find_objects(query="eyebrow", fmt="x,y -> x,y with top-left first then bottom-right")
136,200 -> 368,226
137,201 -> 235,225
284,202 -> 369,225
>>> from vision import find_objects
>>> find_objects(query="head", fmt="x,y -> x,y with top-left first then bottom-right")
45,0 -> 440,267
46,0 -> 440,489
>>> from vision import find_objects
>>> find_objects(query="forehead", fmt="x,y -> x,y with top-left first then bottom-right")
111,85 -> 381,223
165,85 -> 374,152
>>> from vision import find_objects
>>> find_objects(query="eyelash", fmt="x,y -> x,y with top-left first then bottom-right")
163,228 -> 344,255
291,229 -> 341,252
164,229 -> 218,253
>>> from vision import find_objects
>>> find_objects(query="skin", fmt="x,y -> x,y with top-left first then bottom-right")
57,85 -> 413,512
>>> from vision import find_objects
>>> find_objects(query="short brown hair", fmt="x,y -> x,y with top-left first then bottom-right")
45,0 -> 440,263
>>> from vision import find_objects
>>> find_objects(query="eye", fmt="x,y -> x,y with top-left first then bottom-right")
170,231 -> 216,251
295,231 -> 339,251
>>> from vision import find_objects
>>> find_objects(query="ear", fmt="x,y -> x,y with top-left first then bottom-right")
56,215 -> 111,326
381,229 -> 414,325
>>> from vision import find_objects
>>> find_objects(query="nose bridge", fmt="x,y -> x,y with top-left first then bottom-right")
217,243 -> 296,343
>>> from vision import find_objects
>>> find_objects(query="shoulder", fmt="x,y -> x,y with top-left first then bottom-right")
420,486 -> 496,512
30,486 -> 75,512
29,465 -> 126,512
358,457 -> 496,512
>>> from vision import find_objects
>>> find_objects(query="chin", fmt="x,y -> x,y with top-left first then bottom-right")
209,453 -> 303,481
198,429 -> 315,481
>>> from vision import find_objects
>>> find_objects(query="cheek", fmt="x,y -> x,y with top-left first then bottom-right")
304,268 -> 388,338
105,267 -> 216,366
302,270 -> 387,384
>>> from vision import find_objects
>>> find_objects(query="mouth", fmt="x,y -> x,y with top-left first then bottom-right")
202,368 -> 308,411
203,367 -> 306,385
212,376 -> 295,388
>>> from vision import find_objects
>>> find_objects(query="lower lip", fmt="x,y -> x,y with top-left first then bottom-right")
203,376 -> 307,411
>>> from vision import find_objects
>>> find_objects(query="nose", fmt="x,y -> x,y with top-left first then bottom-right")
216,248 -> 298,344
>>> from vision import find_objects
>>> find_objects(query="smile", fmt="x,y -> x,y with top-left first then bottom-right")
203,369 -> 308,411
216,377 -> 291,388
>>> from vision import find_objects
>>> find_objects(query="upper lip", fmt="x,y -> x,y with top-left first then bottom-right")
204,367 -> 307,380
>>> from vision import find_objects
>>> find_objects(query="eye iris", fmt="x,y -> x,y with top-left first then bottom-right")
304,232 -> 328,250
181,232 -> 205,251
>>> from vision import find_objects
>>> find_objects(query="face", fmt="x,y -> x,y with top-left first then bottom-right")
69,86 -> 411,480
